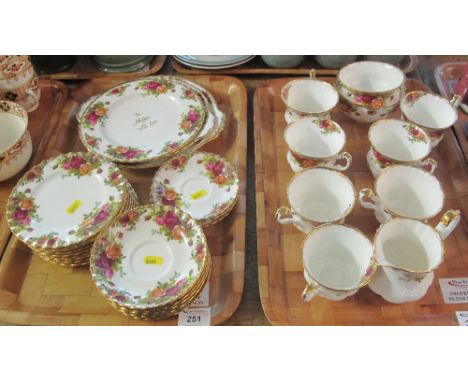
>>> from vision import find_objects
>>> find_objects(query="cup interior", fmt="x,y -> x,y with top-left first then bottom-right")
284,117 -> 345,158
369,119 -> 430,161
0,109 -> 27,153
338,61 -> 404,92
402,93 -> 457,130
375,218 -> 443,272
283,79 -> 338,113
376,165 -> 444,219
303,224 -> 373,290
288,168 -> 354,222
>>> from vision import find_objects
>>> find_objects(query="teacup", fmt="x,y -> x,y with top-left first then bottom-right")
284,116 -> 352,172
369,211 -> 461,303
367,119 -> 436,178
336,61 -> 406,123
302,223 -> 377,302
276,167 -> 355,233
400,91 -> 458,147
0,100 -> 32,181
359,165 -> 447,224
0,55 -> 40,112
281,70 -> 339,123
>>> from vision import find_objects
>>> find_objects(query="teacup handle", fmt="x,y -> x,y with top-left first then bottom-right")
302,284 -> 320,302
430,134 -> 444,148
275,206 -> 312,234
435,209 -> 461,240
309,69 -> 316,79
416,158 -> 437,174
324,152 -> 352,171
358,188 -> 381,211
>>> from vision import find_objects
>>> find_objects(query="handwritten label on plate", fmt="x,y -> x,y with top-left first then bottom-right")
144,256 -> 164,265
133,113 -> 158,131
190,189 -> 208,200
66,200 -> 82,215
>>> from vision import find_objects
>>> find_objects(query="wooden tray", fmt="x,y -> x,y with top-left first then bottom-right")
434,62 -> 468,162
0,80 -> 68,260
0,75 -> 247,326
37,56 -> 166,80
254,77 -> 468,325
171,55 -> 418,76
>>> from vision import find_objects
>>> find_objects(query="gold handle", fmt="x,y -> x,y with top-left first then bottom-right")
440,209 -> 461,227
275,205 -> 293,221
302,283 -> 319,301
309,69 -> 316,79
450,94 -> 461,108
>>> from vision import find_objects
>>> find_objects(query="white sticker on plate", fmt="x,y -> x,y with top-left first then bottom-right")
189,281 -> 210,308
455,312 -> 468,326
439,278 -> 468,304
178,307 -> 211,326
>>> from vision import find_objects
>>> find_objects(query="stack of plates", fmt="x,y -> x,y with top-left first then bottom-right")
6,152 -> 138,267
77,76 -> 225,169
90,204 -> 211,320
173,55 -> 255,69
150,151 -> 239,226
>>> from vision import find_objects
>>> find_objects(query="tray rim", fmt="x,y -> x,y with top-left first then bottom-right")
254,76 -> 468,326
0,74 -> 247,326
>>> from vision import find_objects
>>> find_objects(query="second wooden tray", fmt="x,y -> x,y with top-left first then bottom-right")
254,77 -> 468,325
0,75 -> 247,326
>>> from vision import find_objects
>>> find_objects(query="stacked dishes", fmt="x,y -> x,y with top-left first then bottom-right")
173,55 -> 255,69
6,152 -> 138,266
150,151 -> 239,226
78,76 -> 225,169
90,204 -> 210,320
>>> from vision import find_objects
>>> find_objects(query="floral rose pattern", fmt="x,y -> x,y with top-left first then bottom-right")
169,155 -> 188,172
181,88 -> 196,100
313,118 -> 340,135
152,180 -> 184,208
290,151 -> 319,168
108,85 -> 129,97
403,124 -> 428,143
198,153 -> 236,188
94,234 -> 126,279
7,189 -> 41,234
404,92 -> 424,108
104,145 -> 152,161
354,94 -> 385,109
372,148 -> 392,167
20,163 -> 45,186
117,210 -> 139,231
134,78 -> 175,97
150,207 -> 196,242
157,140 -> 180,156
84,133 -> 102,148
179,106 -> 203,136
35,232 -> 67,248
81,101 -> 109,130
53,153 -> 104,178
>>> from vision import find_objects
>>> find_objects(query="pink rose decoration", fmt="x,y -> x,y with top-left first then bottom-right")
86,112 -> 98,124
123,150 -> 138,159
12,208 -> 30,224
94,204 -> 110,224
212,161 -> 224,176
156,216 -> 165,226
69,156 -> 85,169
187,111 -> 200,123
146,81 -> 161,90
163,211 -> 180,230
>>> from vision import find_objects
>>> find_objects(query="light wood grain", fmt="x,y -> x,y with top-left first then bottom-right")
254,77 -> 468,325
0,75 -> 247,326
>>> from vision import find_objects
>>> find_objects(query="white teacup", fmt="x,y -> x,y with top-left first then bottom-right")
302,223 -> 377,302
359,165 -> 447,223
284,116 -> 352,172
0,100 -> 32,182
276,167 -> 355,233
336,61 -> 406,123
400,91 -> 458,147
367,119 -> 436,178
369,211 -> 461,303
281,71 -> 339,123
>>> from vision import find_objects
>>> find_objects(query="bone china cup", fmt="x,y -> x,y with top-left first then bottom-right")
359,165 -> 446,224
276,167 -> 355,233
336,61 -> 406,123
0,100 -> 32,182
284,116 -> 352,172
369,211 -> 461,303
302,224 -> 377,302
367,119 -> 436,178
400,91 -> 458,147
281,71 -> 339,123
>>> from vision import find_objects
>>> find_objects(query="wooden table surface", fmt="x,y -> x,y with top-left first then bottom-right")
2,55 -> 466,325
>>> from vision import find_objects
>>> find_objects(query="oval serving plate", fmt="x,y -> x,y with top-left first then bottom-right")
78,76 -> 206,164
90,204 -> 209,310
150,151 -> 239,226
6,152 -> 127,250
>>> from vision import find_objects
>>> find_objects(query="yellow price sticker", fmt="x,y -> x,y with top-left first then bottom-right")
144,256 -> 164,266
66,200 -> 82,215
190,189 -> 208,200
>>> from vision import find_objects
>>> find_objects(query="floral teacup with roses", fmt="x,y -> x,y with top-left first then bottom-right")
336,61 -> 406,123
283,116 -> 352,172
366,119 -> 437,178
400,91 -> 458,148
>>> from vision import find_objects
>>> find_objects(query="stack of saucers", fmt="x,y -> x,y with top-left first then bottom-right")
173,55 -> 255,69
90,204 -> 211,320
150,151 -> 239,226
77,76 -> 225,169
6,152 -> 138,267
